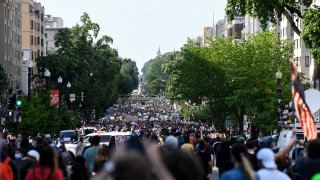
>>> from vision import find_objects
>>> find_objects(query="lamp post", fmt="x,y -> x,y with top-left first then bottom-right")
27,60 -> 33,102
67,82 -> 71,109
58,76 -> 63,112
44,69 -> 51,90
275,70 -> 283,128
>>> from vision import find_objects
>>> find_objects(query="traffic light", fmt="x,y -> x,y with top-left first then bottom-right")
276,86 -> 282,98
16,89 -> 22,117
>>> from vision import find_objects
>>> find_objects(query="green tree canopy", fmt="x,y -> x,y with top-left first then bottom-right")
225,0 -> 313,35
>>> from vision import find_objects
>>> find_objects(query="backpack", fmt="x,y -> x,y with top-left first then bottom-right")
0,157 -> 14,180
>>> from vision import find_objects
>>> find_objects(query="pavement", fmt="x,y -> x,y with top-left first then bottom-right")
210,167 -> 219,180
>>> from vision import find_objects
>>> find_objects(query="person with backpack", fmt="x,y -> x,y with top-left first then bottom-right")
0,139 -> 19,180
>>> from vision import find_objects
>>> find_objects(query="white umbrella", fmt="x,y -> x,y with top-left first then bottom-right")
305,89 -> 320,114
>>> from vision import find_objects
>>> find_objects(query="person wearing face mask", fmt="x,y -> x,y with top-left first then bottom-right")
13,148 -> 34,180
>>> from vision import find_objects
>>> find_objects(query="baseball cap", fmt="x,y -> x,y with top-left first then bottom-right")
28,150 -> 40,162
257,148 -> 277,169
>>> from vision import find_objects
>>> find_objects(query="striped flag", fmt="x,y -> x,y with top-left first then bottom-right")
291,62 -> 317,140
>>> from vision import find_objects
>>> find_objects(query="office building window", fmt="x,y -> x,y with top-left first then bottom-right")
30,35 -> 33,45
37,50 -> 40,57
31,51 -> 34,60
305,56 -> 310,67
37,37 -> 40,44
37,23 -> 40,31
30,20 -> 33,30
41,39 -> 44,46
44,33 -> 47,38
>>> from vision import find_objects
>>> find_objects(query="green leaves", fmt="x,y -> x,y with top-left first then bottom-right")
37,12 -> 138,120
302,6 -> 320,63
161,32 -> 293,132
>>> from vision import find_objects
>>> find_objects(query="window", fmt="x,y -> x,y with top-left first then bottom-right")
278,33 -> 280,38
30,20 -> 33,30
31,51 -> 34,60
37,23 -> 40,31
44,33 -> 47,38
37,37 -> 40,45
30,35 -> 33,45
296,39 -> 298,49
305,56 -> 310,67
41,39 -> 43,46
37,50 -> 40,58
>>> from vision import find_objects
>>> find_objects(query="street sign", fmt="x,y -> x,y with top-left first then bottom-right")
69,94 -> 76,102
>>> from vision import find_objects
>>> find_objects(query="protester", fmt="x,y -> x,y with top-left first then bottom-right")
76,137 -> 86,156
84,135 -> 101,175
25,146 -> 64,180
196,140 -> 212,180
70,156 -> 90,180
292,139 -> 305,160
220,143 -> 256,180
0,139 -> 19,180
256,148 -> 290,180
293,139 -> 320,180
181,135 -> 194,154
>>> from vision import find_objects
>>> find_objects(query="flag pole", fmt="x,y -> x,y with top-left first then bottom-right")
290,62 -> 298,160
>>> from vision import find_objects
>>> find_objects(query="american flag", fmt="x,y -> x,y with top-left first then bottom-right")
291,61 -> 317,140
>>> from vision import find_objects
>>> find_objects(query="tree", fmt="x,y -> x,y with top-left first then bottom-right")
37,13 -> 138,120
17,94 -> 76,136
117,59 -> 139,96
225,0 -> 313,35
143,53 -> 171,96
302,6 -> 320,63
166,32 -> 293,132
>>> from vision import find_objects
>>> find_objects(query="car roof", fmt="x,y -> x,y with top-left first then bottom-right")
60,130 -> 75,132
85,131 -> 131,137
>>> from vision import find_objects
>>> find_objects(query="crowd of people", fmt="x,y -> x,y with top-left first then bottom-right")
1,100 -> 320,180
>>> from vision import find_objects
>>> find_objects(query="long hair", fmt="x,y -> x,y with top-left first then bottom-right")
231,143 -> 255,180
39,146 -> 58,179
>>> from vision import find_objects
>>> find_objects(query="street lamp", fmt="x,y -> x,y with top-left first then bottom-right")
44,69 -> 51,87
90,72 -> 93,77
67,82 -> 71,109
275,70 -> 283,128
275,70 -> 282,85
27,60 -> 33,102
58,76 -> 63,112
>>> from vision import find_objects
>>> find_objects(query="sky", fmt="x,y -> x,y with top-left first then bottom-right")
37,0 -> 227,72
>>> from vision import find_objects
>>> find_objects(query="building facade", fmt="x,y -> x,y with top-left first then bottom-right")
44,14 -> 63,55
21,0 -> 45,75
0,0 -> 22,89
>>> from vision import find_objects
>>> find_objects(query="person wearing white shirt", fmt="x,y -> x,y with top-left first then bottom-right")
256,148 -> 290,180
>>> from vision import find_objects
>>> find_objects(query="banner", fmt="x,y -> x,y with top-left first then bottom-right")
50,90 -> 59,108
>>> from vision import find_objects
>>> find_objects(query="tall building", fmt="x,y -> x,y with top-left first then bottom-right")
0,0 -> 22,89
44,14 -> 63,55
215,19 -> 225,37
203,27 -> 214,45
21,0 -> 45,75
224,13 -> 245,39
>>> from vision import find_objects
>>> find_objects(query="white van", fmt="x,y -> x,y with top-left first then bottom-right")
83,131 -> 131,146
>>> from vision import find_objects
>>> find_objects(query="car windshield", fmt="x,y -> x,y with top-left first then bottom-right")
84,129 -> 95,134
84,135 -> 111,144
60,131 -> 74,138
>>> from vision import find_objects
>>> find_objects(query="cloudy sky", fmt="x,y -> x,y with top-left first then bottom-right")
38,0 -> 227,71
